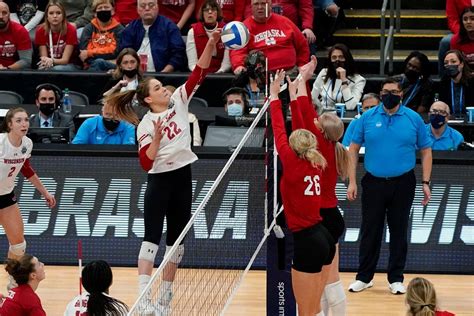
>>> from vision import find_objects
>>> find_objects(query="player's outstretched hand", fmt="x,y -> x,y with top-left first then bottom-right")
270,69 -> 285,99
299,55 -> 318,82
286,75 -> 300,101
209,29 -> 222,44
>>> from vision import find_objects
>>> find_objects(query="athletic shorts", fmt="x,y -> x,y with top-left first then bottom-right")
320,207 -> 345,242
0,191 -> 17,209
292,223 -> 336,273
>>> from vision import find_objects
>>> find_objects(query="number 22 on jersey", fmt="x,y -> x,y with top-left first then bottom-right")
304,175 -> 321,196
163,121 -> 182,140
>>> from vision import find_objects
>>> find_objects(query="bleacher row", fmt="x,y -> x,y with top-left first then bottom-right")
1,70 -> 474,145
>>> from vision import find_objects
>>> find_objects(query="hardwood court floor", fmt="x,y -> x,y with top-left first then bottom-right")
1,267 -> 472,315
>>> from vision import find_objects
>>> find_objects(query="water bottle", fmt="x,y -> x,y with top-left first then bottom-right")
434,93 -> 439,102
63,88 -> 71,113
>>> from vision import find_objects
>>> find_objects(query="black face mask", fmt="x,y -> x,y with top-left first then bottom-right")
332,61 -> 344,69
96,10 -> 112,23
103,117 -> 120,131
39,103 -> 56,117
405,69 -> 420,82
122,68 -> 138,78
381,93 -> 401,110
0,20 -> 7,29
445,64 -> 460,78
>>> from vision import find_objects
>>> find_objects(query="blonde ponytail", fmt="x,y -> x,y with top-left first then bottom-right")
406,278 -> 437,316
335,142 -> 350,180
289,129 -> 327,169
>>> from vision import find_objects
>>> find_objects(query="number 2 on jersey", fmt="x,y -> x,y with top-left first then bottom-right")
7,167 -> 16,178
304,175 -> 321,196
163,121 -> 182,140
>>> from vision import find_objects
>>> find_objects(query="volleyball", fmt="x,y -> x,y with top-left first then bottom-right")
221,21 -> 250,50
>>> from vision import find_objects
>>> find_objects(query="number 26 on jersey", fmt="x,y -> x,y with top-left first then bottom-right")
304,175 -> 321,196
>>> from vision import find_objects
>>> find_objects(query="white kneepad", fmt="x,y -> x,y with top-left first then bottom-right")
325,280 -> 346,306
165,244 -> 184,264
138,241 -> 159,263
9,240 -> 26,257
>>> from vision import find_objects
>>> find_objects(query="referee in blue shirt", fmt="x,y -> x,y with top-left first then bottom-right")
346,78 -> 433,295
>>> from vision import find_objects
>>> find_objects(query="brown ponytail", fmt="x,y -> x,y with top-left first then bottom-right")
5,254 -> 35,285
103,90 -> 139,125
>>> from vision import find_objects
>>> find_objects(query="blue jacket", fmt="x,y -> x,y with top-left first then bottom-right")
119,16 -> 186,71
72,116 -> 136,145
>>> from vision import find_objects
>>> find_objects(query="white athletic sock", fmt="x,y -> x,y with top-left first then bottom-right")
320,290 -> 329,316
158,280 -> 173,306
325,280 -> 346,316
138,274 -> 151,294
315,311 -> 325,316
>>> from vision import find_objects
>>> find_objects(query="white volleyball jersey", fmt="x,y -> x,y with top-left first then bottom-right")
0,133 -> 33,195
63,293 -> 89,316
137,67 -> 207,173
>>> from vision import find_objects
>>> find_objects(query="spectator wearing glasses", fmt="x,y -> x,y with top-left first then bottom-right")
186,0 -> 230,73
119,0 -> 186,72
72,101 -> 136,145
439,49 -> 474,118
341,93 -> 380,147
195,0 -> 244,23
395,51 -> 433,114
347,78 -> 432,295
426,101 -> 464,151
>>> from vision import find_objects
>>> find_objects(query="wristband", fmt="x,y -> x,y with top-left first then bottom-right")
421,180 -> 431,186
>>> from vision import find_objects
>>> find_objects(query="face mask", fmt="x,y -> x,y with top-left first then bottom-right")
445,64 -> 460,78
332,61 -> 344,69
103,117 -> 120,131
405,69 -> 420,82
381,93 -> 401,110
227,103 -> 243,117
96,10 -> 112,23
429,114 -> 446,129
39,103 -> 55,117
122,68 -> 138,78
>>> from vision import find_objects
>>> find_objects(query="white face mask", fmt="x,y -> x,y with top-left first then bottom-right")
227,103 -> 243,117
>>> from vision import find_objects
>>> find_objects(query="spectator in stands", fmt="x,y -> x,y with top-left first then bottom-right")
341,93 -> 380,147
243,0 -> 316,45
30,83 -> 76,140
426,101 -> 464,151
119,0 -> 186,72
0,1 -> 32,70
5,0 -> 47,40
186,0 -> 230,73
406,277 -> 455,316
215,87 -> 259,127
195,0 -> 244,23
79,0 -> 125,72
1,254 -> 46,315
35,0 -> 79,71
158,0 -> 195,32
232,50 -> 266,108
395,51 -> 433,113
347,78 -> 432,295
311,43 -> 366,113
103,48 -> 143,97
450,6 -> 474,69
230,0 -> 309,74
114,0 -> 138,25
62,0 -> 94,37
64,260 -> 128,315
439,49 -> 474,117
438,0 -> 471,75
72,101 -> 135,145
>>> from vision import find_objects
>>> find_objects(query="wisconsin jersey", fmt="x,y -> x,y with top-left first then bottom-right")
137,66 -> 207,173
0,133 -> 33,195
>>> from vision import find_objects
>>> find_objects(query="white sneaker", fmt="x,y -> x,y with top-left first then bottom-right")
389,282 -> 406,294
348,280 -> 373,292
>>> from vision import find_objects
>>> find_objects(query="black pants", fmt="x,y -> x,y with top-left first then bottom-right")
356,170 -> 416,284
143,164 -> 192,246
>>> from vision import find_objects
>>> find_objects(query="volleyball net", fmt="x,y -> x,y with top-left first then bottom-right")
128,98 -> 282,316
